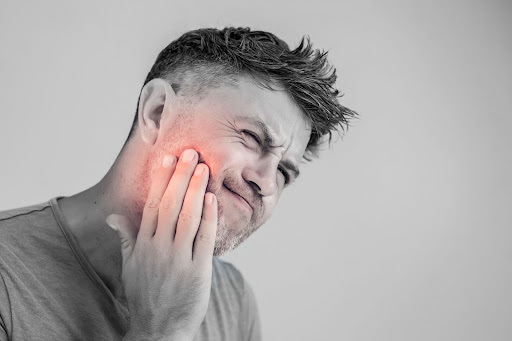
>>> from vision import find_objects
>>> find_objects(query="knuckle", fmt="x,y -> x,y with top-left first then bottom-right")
145,196 -> 161,209
197,232 -> 211,242
178,210 -> 199,226
160,197 -> 177,210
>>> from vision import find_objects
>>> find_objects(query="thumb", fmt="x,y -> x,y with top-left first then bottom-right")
106,214 -> 137,261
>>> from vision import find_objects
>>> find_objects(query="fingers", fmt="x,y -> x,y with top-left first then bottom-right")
173,163 -> 210,258
137,148 -> 217,265
192,193 -> 218,266
155,149 -> 199,242
138,154 -> 177,240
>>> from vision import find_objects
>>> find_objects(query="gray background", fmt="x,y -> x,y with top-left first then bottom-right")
1,1 -> 511,340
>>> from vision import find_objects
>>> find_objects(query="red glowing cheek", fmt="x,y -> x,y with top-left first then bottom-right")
166,118 -> 237,181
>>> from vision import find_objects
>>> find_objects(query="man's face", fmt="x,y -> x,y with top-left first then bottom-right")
155,76 -> 311,256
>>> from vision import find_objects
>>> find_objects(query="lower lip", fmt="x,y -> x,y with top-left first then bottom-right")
224,186 -> 253,215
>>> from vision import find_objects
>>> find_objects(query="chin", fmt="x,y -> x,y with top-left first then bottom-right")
207,174 -> 265,256
211,209 -> 259,257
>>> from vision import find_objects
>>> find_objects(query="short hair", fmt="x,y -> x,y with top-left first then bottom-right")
125,27 -> 358,160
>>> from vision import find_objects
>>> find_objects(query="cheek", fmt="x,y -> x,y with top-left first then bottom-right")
203,144 -> 252,177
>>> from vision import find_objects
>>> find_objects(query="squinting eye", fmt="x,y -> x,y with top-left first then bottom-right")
241,130 -> 262,146
278,166 -> 290,184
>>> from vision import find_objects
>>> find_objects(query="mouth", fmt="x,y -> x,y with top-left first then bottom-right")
223,184 -> 253,215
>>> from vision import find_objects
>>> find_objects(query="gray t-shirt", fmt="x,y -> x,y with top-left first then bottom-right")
0,197 -> 261,341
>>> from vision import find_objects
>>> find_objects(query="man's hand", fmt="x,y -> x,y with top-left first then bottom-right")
105,149 -> 217,341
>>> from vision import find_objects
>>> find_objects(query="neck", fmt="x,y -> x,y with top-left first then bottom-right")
58,142 -> 151,302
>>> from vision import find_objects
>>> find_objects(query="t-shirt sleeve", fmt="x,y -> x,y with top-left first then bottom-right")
242,278 -> 262,341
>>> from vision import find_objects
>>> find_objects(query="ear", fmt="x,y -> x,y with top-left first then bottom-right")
137,78 -> 177,145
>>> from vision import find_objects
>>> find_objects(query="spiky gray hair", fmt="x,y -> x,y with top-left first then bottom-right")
126,27 -> 358,160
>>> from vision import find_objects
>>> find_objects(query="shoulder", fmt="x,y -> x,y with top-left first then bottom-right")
0,199 -> 59,259
0,201 -> 51,223
0,200 -> 54,239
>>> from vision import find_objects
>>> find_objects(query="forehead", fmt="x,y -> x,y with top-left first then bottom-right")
198,76 -> 312,156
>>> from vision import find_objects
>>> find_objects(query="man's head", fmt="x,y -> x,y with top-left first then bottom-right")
122,27 -> 357,256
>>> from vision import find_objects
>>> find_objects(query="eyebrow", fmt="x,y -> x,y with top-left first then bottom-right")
235,115 -> 301,179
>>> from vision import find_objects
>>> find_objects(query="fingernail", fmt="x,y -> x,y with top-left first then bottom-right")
205,193 -> 213,205
163,155 -> 175,168
106,217 -> 118,231
182,149 -> 196,163
108,223 -> 118,231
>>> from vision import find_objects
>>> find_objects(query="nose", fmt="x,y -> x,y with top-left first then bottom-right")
242,156 -> 279,197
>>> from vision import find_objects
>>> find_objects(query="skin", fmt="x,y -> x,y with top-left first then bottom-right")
58,74 -> 312,316
115,149 -> 218,340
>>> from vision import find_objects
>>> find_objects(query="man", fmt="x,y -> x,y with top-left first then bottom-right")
0,27 -> 357,340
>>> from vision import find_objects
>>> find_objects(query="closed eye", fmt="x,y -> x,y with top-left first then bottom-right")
278,166 -> 290,185
241,129 -> 291,186
241,130 -> 262,146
